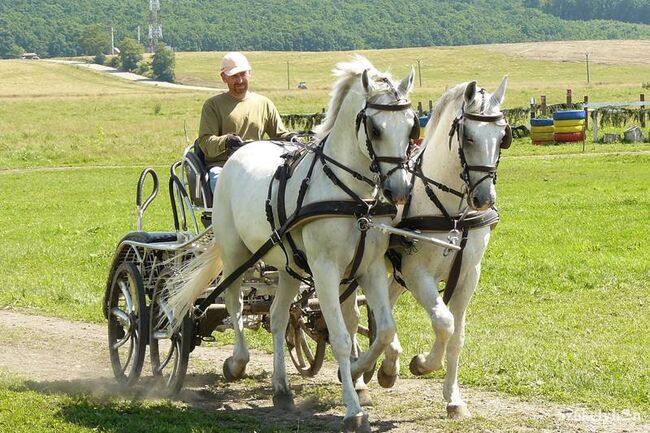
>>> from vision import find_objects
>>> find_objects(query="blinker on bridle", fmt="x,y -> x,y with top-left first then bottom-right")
448,106 -> 512,194
355,98 -> 419,184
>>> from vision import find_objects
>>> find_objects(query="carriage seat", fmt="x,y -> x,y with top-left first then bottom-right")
183,142 -> 213,210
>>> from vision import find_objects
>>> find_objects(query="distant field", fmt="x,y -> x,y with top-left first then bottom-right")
2,42 -> 650,169
174,41 -> 650,111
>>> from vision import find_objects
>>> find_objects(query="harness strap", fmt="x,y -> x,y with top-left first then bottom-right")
397,208 -> 500,231
442,227 -> 469,305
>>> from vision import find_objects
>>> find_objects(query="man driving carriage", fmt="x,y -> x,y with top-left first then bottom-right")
196,52 -> 295,191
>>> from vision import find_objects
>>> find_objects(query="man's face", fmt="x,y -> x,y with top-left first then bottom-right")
221,70 -> 250,99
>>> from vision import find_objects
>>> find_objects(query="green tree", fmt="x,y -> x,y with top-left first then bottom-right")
79,24 -> 109,56
151,43 -> 175,82
118,37 -> 144,72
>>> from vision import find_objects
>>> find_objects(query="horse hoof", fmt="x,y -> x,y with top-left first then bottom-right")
343,413 -> 370,433
222,356 -> 245,382
272,391 -> 295,411
447,403 -> 472,419
356,388 -> 373,407
376,368 -> 397,389
409,354 -> 431,376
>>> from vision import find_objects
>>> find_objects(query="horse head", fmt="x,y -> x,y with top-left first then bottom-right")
452,76 -> 510,211
356,66 -> 417,204
315,57 -> 417,205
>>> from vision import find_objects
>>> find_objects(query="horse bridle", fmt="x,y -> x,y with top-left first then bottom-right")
449,109 -> 512,195
319,79 -> 419,197
355,99 -> 420,184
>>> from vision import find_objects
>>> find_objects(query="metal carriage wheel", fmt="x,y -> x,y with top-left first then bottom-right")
107,261 -> 148,385
285,306 -> 327,378
149,268 -> 194,396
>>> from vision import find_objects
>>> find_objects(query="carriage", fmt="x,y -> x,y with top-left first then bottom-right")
102,142 -> 380,396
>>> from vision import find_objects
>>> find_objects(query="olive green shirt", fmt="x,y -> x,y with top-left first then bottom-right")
197,91 -> 290,166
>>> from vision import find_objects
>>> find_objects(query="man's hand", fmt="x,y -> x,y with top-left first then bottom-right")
225,134 -> 244,150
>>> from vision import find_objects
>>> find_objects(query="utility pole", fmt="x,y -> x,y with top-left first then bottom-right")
137,25 -> 141,44
287,61 -> 290,90
110,26 -> 115,55
585,52 -> 590,84
416,58 -> 422,87
149,0 -> 163,52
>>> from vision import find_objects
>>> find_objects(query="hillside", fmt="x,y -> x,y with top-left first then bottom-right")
1,0 -> 650,58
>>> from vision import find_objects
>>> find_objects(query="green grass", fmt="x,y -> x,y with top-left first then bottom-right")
0,373 -> 283,433
1,153 -> 648,416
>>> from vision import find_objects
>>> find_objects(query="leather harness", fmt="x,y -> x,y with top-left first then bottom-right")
193,89 -> 415,317
389,105 -> 509,305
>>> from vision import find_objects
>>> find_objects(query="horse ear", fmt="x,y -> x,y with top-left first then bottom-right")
491,75 -> 508,106
398,66 -> 415,95
362,69 -> 371,93
464,81 -> 477,104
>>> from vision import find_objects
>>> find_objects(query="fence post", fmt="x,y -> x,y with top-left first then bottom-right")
641,94 -> 646,128
567,88 -> 572,108
583,95 -> 589,129
428,100 -> 433,114
530,97 -> 536,120
417,101 -> 423,116
541,95 -> 547,117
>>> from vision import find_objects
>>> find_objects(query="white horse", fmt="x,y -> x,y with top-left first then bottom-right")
354,77 -> 510,417
167,56 -> 417,432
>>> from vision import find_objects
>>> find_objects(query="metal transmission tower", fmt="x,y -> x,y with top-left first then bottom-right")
148,0 -> 163,52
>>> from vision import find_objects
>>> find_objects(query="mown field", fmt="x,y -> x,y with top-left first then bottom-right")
1,43 -> 650,431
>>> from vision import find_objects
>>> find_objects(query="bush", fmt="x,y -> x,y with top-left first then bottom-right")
94,52 -> 106,65
118,37 -> 144,72
151,43 -> 175,83
108,56 -> 119,68
135,60 -> 152,77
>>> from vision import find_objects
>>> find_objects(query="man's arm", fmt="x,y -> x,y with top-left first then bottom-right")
197,99 -> 229,161
264,100 -> 293,139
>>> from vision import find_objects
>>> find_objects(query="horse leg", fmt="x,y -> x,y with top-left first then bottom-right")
443,268 -> 479,419
312,263 -> 369,432
370,278 -> 406,388
270,271 -> 300,410
352,260 -> 397,389
402,268 -> 455,376
220,239 -> 252,382
341,294 -> 372,406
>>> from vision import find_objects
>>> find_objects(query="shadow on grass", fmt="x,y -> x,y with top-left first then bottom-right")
19,372 -> 393,433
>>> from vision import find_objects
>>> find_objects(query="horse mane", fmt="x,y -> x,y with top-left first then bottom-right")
314,55 -> 393,139
428,82 -> 500,131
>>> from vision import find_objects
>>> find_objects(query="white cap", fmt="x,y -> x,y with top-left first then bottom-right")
220,52 -> 251,76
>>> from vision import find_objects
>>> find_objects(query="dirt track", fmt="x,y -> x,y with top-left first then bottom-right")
1,309 -> 648,432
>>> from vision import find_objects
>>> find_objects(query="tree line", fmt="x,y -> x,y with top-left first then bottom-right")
2,0 -> 650,59
524,0 -> 650,25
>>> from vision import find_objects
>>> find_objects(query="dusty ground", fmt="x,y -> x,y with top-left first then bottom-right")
1,309 -> 648,432
483,40 -> 650,66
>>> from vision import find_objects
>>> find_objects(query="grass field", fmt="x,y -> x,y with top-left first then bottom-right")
1,42 -> 650,430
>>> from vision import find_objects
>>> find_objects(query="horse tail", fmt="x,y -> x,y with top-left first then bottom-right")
166,240 -> 223,331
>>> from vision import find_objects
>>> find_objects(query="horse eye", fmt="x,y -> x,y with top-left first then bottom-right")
372,126 -> 381,138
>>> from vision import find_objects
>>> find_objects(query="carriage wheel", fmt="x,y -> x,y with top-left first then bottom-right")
356,304 -> 377,384
149,269 -> 194,397
107,262 -> 148,385
286,311 -> 327,378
